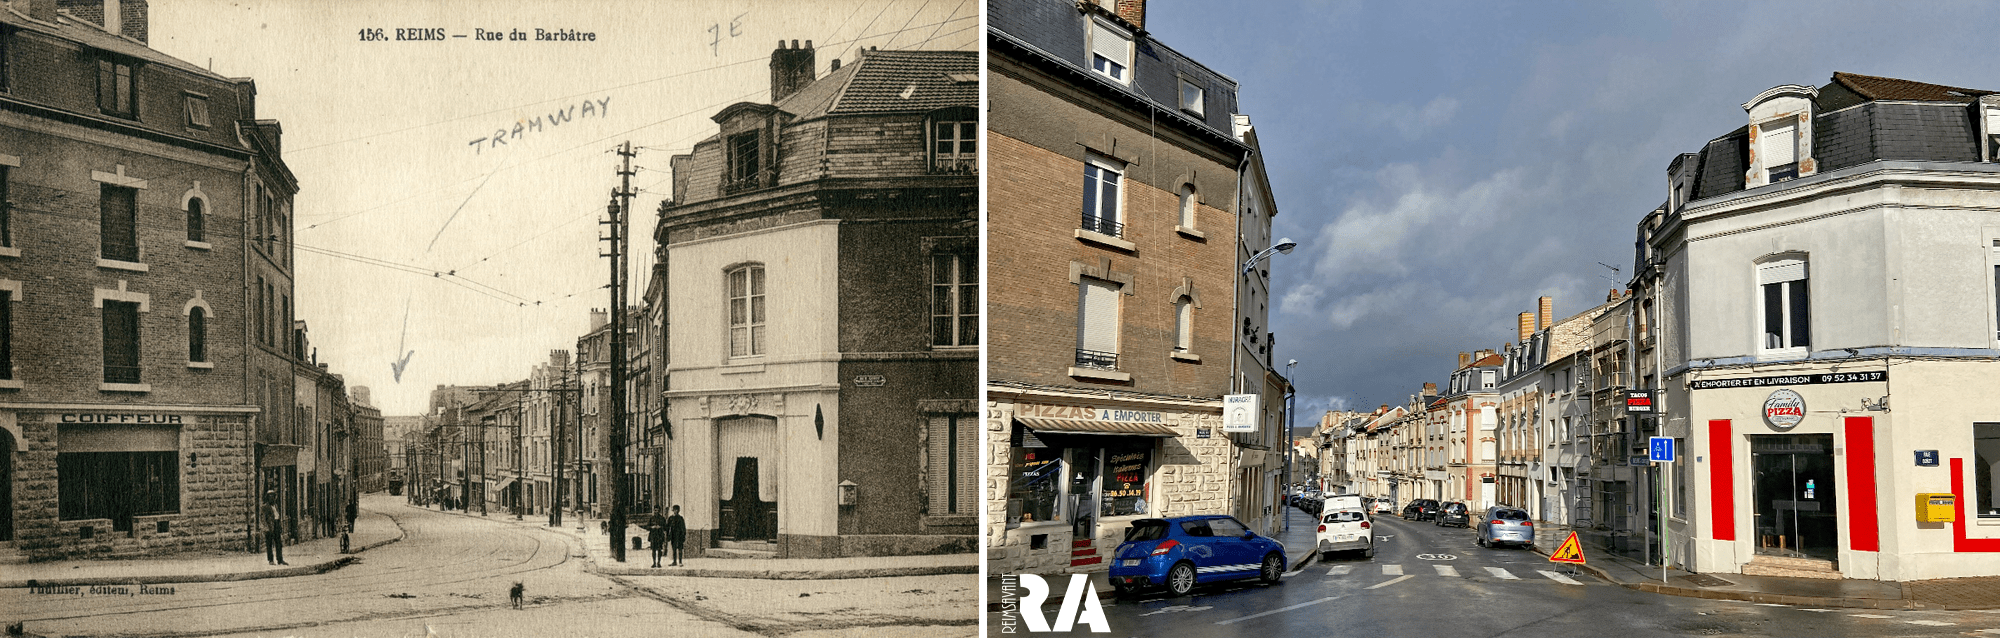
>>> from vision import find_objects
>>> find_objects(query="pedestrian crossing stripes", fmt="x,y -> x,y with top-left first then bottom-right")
1904,620 -> 1953,626
1319,563 -> 1582,585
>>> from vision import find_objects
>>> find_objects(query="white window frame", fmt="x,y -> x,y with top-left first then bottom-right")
1756,257 -> 1811,359
1076,276 -> 1122,369
726,264 -> 766,359
1173,296 -> 1193,352
1087,19 -> 1132,85
1177,183 -> 1197,229
931,252 -> 976,348
1178,78 -> 1204,117
1989,236 -> 2000,346
1082,154 -> 1124,236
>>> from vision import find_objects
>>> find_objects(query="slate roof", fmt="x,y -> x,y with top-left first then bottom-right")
776,49 -> 977,119
1832,72 -> 1994,104
1,6 -> 229,81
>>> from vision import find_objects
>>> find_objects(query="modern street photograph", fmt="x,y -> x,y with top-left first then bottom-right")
0,1 -> 978,636
982,0 -> 2000,636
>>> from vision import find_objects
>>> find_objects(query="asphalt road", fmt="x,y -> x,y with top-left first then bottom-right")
992,509 -> 2000,637
3,499 -> 973,638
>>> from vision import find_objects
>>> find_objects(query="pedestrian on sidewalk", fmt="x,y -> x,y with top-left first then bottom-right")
666,505 -> 687,567
346,499 -> 359,532
260,492 -> 287,566
645,511 -> 668,568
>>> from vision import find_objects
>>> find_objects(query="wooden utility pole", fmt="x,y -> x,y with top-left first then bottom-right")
603,141 -> 636,562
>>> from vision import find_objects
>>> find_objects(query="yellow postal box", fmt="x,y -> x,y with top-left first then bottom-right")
1916,493 -> 1956,523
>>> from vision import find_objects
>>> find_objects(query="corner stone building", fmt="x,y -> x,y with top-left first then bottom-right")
656,42 -> 977,558
1,0 -> 298,560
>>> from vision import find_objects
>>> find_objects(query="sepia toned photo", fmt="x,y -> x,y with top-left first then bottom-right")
0,1 -> 977,636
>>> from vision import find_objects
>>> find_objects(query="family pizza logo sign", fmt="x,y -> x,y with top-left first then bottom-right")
994,574 -> 1110,633
1763,389 -> 1806,430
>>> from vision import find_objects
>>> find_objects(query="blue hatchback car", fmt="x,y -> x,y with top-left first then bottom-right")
1108,515 -> 1287,597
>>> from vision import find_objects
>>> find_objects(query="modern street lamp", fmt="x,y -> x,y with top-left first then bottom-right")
1229,236 -> 1297,536
1240,237 -> 1297,276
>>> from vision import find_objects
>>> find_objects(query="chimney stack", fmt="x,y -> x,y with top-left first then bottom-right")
1379,404 -> 1389,415
351,386 -> 372,408
589,308 -> 609,331
1458,351 -> 1470,368
1113,0 -> 1146,29
769,39 -> 816,103
1423,382 -> 1437,397
1517,312 -> 1534,342
54,0 -> 148,43
1538,296 -> 1554,329
549,349 -> 571,369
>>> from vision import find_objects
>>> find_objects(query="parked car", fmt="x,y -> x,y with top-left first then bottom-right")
1476,506 -> 1536,548
1108,516 -> 1288,597
1316,508 -> 1374,559
1434,501 -> 1471,528
1368,498 -> 1395,516
1322,494 -> 1363,512
1401,498 -> 1440,521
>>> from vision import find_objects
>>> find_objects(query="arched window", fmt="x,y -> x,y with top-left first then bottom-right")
727,264 -> 766,357
188,306 -> 207,363
1173,296 -> 1193,352
186,197 -> 205,242
1178,183 -> 1197,228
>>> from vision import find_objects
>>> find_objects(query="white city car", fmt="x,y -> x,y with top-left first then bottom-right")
1316,508 -> 1373,559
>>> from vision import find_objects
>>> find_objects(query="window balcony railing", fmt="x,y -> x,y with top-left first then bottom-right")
1074,348 -> 1118,370
930,156 -> 976,174
1080,214 -> 1124,238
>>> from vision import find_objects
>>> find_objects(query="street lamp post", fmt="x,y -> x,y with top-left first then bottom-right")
1230,236 -> 1296,536
1284,358 -> 1298,532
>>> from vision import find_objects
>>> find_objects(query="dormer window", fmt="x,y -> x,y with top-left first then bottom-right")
928,107 -> 976,174
1760,118 -> 1799,181
97,57 -> 136,119
1088,20 -> 1131,84
1742,85 -> 1817,188
727,131 -> 760,191
1179,79 -> 1205,117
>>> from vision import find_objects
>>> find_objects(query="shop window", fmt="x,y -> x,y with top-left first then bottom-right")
726,264 -> 765,358
1758,257 -> 1811,355
58,451 -> 180,526
1977,422 -> 1998,518
1101,443 -> 1152,517
1081,155 -> 1124,237
926,414 -> 976,515
1007,440 -> 1063,524
931,253 -> 976,347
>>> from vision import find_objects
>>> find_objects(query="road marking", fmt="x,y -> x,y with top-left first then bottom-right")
1903,620 -> 1953,626
1972,629 -> 2000,635
1139,605 -> 1212,616
1214,596 -> 1343,625
1484,567 -> 1519,580
1798,609 -> 1837,612
1850,614 -> 1893,619
1326,565 -> 1353,576
1433,564 -> 1458,577
1366,575 -> 1415,590
1382,564 -> 1403,575
1415,553 -> 1457,560
1537,570 -> 1583,585
1755,603 -> 1789,607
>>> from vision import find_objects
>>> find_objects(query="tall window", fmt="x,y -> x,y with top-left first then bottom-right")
186,197 -> 204,243
1977,422 -> 1998,518
102,300 -> 140,384
727,265 -> 765,357
1088,20 -> 1131,83
932,114 -> 976,173
1178,183 -> 1199,229
1992,239 -> 1999,341
97,58 -> 135,118
927,414 -> 976,515
100,185 -> 138,262
1173,297 -> 1193,352
1081,155 -> 1123,237
255,277 -> 267,346
188,307 -> 207,363
1759,258 -> 1811,352
1,289 -> 11,380
1,165 -> 11,248
726,132 -> 760,189
1075,277 -> 1120,369
931,253 -> 976,347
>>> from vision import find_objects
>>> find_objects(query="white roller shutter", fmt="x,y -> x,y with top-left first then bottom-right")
1758,259 -> 1807,284
927,415 -> 977,515
1762,122 -> 1797,166
1091,22 -> 1128,67
1078,278 -> 1120,354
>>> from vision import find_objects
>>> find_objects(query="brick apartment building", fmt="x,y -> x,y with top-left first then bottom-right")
985,0 -> 1288,574
0,0 -> 303,560
653,41 -> 977,559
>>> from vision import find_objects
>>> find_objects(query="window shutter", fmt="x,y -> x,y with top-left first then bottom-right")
1758,259 -> 1807,284
927,415 -> 975,515
1090,22 -> 1126,66
1078,278 -> 1119,353
1175,298 -> 1192,350
1762,122 -> 1797,166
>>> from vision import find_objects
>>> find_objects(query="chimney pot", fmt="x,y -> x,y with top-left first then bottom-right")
830,58 -> 841,71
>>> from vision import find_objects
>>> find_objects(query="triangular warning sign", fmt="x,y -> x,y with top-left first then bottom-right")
1548,531 -> 1587,564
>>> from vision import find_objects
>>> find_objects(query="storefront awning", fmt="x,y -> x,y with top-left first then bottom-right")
1015,417 -> 1178,438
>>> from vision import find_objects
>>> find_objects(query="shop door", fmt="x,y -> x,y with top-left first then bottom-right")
719,457 -> 776,542
1751,435 -> 1837,561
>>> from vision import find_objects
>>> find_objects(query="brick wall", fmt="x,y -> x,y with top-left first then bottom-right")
13,411 -> 253,560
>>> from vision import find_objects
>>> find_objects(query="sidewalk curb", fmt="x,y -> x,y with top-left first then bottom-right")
592,564 -> 977,580
1525,536 -> 1939,610
0,502 -> 408,589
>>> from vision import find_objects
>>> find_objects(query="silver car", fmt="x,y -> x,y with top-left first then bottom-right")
1476,506 -> 1535,548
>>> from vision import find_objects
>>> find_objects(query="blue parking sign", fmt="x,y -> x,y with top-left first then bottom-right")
1648,437 -> 1674,463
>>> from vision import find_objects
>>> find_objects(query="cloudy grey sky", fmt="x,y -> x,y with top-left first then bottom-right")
1144,1 -> 2000,418
150,1 -> 975,415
